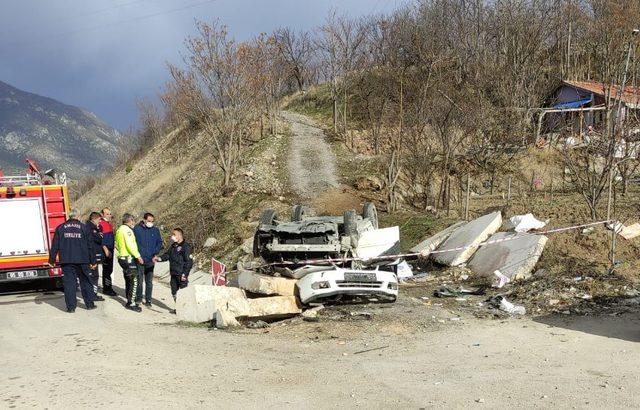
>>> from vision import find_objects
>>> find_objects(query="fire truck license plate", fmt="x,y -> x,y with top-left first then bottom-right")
7,270 -> 38,280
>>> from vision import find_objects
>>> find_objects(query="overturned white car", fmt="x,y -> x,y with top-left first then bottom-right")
253,203 -> 400,304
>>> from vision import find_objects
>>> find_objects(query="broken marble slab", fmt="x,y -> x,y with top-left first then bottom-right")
431,212 -> 502,266
410,221 -> 465,256
468,232 -> 548,281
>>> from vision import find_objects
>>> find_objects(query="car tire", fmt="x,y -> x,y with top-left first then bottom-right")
260,209 -> 278,226
291,205 -> 307,222
362,202 -> 378,229
343,209 -> 358,237
252,231 -> 262,258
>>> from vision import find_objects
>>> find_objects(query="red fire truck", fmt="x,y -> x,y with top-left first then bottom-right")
0,160 -> 70,290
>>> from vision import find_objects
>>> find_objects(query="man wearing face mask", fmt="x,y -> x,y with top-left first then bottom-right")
87,212 -> 106,301
154,227 -> 193,314
115,213 -> 144,312
98,208 -> 117,296
133,212 -> 163,307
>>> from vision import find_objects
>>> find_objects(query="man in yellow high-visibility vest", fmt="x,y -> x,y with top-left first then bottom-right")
115,213 -> 144,312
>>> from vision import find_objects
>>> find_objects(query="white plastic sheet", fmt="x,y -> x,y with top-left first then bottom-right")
396,261 -> 413,279
507,213 -> 546,233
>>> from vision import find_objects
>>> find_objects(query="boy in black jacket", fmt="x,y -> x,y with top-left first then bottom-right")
154,228 -> 193,313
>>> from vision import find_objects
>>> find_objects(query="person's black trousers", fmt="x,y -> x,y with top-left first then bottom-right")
136,264 -> 155,303
102,251 -> 114,291
170,274 -> 188,301
118,258 -> 139,306
61,264 -> 95,310
89,265 -> 99,294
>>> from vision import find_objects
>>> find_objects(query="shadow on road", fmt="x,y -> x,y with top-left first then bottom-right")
111,284 -> 173,312
534,313 -> 640,343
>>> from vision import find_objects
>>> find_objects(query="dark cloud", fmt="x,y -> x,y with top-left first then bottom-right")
0,0 -> 406,130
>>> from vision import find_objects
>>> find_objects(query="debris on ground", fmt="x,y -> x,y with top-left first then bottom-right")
431,211 -> 502,266
504,213 -> 547,233
396,260 -> 414,279
607,221 -> 640,240
468,232 -> 548,281
488,296 -> 526,315
434,286 -> 486,298
492,270 -> 510,288
301,305 -> 325,321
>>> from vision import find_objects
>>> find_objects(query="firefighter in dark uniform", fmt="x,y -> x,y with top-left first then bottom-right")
155,227 -> 193,314
49,209 -> 98,313
87,212 -> 105,301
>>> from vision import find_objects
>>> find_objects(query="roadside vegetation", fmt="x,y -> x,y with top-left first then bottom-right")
77,0 -> 640,313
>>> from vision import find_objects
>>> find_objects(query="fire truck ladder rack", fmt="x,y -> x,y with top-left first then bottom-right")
41,186 -> 68,236
0,174 -> 41,186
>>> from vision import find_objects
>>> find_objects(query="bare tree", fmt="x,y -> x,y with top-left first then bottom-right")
273,27 -> 314,92
167,21 -> 257,187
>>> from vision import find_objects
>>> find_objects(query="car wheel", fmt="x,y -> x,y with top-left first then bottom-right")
291,205 -> 307,222
260,209 -> 278,226
252,231 -> 262,258
362,202 -> 378,229
343,209 -> 358,237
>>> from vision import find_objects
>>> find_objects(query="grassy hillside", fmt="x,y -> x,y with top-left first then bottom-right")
75,124 -> 293,270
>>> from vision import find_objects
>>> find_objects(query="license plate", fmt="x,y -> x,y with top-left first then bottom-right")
6,270 -> 38,280
344,272 -> 377,282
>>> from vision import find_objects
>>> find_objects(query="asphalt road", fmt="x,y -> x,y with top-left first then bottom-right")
1,268 -> 640,409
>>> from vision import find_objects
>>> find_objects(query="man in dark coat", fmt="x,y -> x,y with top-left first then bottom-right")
49,209 -> 97,312
133,212 -> 163,307
86,212 -> 105,301
155,227 -> 193,314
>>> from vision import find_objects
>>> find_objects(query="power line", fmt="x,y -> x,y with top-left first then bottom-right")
1,0 -> 153,38
60,0 -> 216,38
3,0 -> 216,49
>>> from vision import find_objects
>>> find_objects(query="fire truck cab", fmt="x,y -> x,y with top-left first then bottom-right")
0,160 -> 70,290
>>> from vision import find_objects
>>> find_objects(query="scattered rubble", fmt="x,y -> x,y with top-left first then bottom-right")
488,296 -> 526,315
505,213 -> 547,233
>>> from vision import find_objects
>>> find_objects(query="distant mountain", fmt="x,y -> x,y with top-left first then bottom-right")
0,80 -> 122,177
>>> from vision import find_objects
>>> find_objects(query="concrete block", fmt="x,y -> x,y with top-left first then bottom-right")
432,212 -> 502,266
215,309 -> 240,329
238,270 -> 297,296
154,263 -> 171,282
176,285 -> 249,323
620,223 -> 640,240
468,232 -> 548,280
244,296 -> 302,319
410,221 -> 465,255
188,270 -> 212,286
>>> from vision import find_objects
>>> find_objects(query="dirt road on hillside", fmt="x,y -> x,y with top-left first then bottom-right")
282,111 -> 338,198
2,266 -> 640,408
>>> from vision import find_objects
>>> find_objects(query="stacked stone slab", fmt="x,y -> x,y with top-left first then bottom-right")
176,284 -> 302,324
410,221 -> 465,256
237,270 -> 297,296
431,211 -> 502,266
468,232 -> 548,280
176,285 -> 250,323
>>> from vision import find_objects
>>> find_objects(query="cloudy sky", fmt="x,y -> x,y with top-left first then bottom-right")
0,0 -> 406,130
